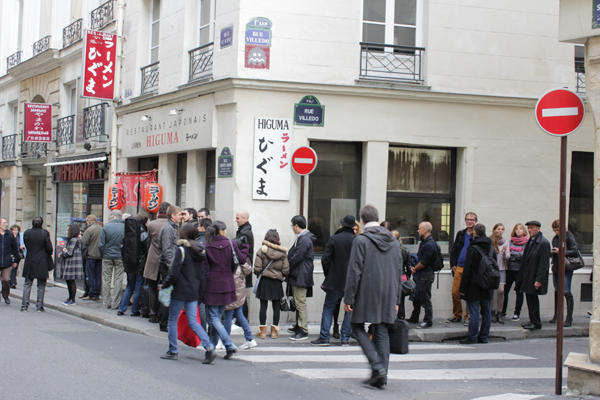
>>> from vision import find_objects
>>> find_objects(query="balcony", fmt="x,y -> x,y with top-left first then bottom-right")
359,42 -> 424,83
1,135 -> 17,161
189,43 -> 214,82
141,62 -> 159,95
63,19 -> 83,48
90,0 -> 114,30
56,115 -> 76,149
577,72 -> 586,94
83,103 -> 108,141
33,35 -> 51,57
21,141 -> 48,160
7,51 -> 22,71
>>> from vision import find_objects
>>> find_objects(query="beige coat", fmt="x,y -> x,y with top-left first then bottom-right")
254,241 -> 289,281
143,216 -> 169,281
225,262 -> 252,311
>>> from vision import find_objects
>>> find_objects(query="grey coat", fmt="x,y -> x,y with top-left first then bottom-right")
344,225 -> 403,324
98,219 -> 125,260
158,219 -> 179,274
143,216 -> 169,281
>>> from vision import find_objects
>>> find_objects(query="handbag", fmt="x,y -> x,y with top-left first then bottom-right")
565,251 -> 585,272
158,286 -> 173,307
279,297 -> 290,312
253,260 -> 274,295
229,239 -> 240,273
177,306 -> 202,347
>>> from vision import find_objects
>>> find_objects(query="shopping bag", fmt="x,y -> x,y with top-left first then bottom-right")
177,307 -> 202,347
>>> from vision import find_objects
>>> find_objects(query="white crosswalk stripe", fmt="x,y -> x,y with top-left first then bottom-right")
235,352 -> 533,363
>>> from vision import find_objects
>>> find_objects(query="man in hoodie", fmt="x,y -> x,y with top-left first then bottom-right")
98,210 -> 125,309
344,205 -> 402,390
311,215 -> 355,346
459,223 -> 493,344
287,215 -> 315,341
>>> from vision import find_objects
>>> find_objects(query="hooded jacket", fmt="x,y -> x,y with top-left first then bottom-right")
286,230 -> 316,288
459,235 -> 495,301
161,239 -> 206,302
321,226 -> 355,292
254,241 -> 290,281
344,225 -> 403,324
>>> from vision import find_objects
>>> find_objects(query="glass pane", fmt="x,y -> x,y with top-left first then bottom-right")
200,0 -> 210,25
395,0 -> 416,25
394,26 -> 416,47
363,0 -> 385,22
388,147 -> 452,194
308,142 -> 362,253
151,22 -> 160,47
152,0 -> 160,21
199,26 -> 210,46
569,152 -> 593,253
363,23 -> 385,44
150,47 -> 159,63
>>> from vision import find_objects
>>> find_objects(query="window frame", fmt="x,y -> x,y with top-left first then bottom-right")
198,0 -> 215,46
361,0 -> 422,47
149,0 -> 160,64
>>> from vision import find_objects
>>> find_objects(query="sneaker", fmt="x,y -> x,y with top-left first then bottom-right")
62,300 -> 71,306
215,340 -> 225,350
311,338 -> 330,346
117,311 -> 125,316
447,317 -> 461,323
37,307 -> 45,312
239,339 -> 258,350
417,322 -> 432,329
160,351 -> 178,360
202,349 -> 216,364
289,330 -> 309,341
512,314 -> 520,321
287,325 -> 299,334
224,348 -> 237,360
20,305 -> 28,312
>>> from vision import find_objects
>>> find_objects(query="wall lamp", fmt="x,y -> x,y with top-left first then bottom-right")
169,108 -> 184,116
140,114 -> 151,122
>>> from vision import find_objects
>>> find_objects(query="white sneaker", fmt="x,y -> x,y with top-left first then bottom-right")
239,339 -> 258,350
215,340 -> 225,350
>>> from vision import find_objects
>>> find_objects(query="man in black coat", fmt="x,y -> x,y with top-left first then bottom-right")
518,220 -> 550,330
0,218 -> 19,304
235,210 -> 254,318
311,215 -> 356,346
21,217 -> 53,312
408,221 -> 437,328
459,224 -> 494,344
118,214 -> 150,316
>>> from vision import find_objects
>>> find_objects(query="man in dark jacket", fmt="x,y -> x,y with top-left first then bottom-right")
82,214 -> 102,301
117,213 -> 149,316
518,220 -> 550,330
21,216 -> 52,312
287,215 -> 315,341
459,224 -> 494,344
448,212 -> 477,323
408,221 -> 437,328
312,215 -> 355,346
99,210 -> 126,309
235,210 -> 254,318
344,205 -> 402,390
0,218 -> 19,304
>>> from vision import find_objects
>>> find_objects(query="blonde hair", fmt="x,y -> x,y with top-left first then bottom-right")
510,223 -> 527,238
490,223 -> 504,253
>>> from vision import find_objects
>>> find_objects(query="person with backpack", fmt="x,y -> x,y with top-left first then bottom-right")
459,224 -> 496,344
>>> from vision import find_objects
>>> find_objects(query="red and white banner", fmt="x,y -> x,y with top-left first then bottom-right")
24,103 -> 52,142
116,171 -> 157,207
82,30 -> 116,100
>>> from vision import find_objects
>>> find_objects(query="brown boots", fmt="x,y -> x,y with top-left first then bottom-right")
270,325 -> 279,339
257,325 -> 267,339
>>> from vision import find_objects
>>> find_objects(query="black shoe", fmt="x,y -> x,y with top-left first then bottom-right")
332,323 -> 340,339
287,325 -> 299,334
117,311 -> 125,316
417,322 -> 432,329
364,369 -> 386,389
202,349 -> 216,364
406,317 -> 419,324
160,351 -> 178,360
459,339 -> 476,344
311,338 -> 330,346
224,348 -> 237,360
340,340 -> 350,346
159,325 -> 168,332
564,320 -> 573,327
10,285 -> 16,289
20,305 -> 27,312
131,312 -> 141,317
549,316 -> 557,324
447,317 -> 461,323
149,315 -> 159,323
289,330 -> 309,341
522,323 -> 541,330
141,313 -> 150,318
4,297 -> 10,305
477,338 -> 488,344
36,307 -> 45,312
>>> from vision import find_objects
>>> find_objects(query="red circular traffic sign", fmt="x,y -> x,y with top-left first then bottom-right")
291,146 -> 318,175
535,88 -> 584,137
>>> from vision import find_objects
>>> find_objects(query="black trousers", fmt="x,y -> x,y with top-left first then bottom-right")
502,270 -> 524,316
525,293 -> 541,327
410,278 -> 433,323
147,278 -> 168,326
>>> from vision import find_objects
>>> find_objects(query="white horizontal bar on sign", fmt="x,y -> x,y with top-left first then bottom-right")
293,158 -> 313,164
283,367 -> 564,381
471,394 -> 543,400
541,107 -> 579,117
248,344 -> 474,352
234,352 -> 533,363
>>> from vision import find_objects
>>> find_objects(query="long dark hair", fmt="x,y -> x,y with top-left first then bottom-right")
67,223 -> 80,239
180,223 -> 198,241
206,221 -> 227,243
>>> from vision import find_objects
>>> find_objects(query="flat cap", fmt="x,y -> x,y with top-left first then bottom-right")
340,215 -> 356,229
525,220 -> 541,227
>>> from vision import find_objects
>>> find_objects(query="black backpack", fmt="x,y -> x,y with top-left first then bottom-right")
473,247 -> 500,290
432,243 -> 444,272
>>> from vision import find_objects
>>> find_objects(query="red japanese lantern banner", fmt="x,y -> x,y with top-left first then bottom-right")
115,170 -> 157,207
143,182 -> 163,213
107,183 -> 125,210
24,103 -> 52,142
82,30 -> 117,100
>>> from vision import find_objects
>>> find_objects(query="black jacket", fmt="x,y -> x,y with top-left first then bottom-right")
122,216 -> 150,275
235,221 -> 254,287
321,227 -> 355,292
22,227 -> 53,279
518,232 -> 551,295
459,236 -> 494,301
0,230 -> 19,269
416,235 -> 436,281
161,240 -> 207,302
287,230 -> 316,288
450,228 -> 468,267
551,231 -> 579,274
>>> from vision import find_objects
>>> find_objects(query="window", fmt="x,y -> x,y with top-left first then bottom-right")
385,146 -> 455,253
176,153 -> 187,208
308,141 -> 362,253
150,0 -> 160,63
362,0 -> 418,47
569,152 -> 593,254
575,45 -> 585,93
205,150 -> 215,212
199,0 -> 214,46
9,103 -> 18,133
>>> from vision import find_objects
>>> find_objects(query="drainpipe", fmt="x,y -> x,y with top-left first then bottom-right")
110,0 -> 124,185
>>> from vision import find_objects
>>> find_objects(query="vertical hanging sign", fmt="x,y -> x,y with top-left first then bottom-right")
252,117 -> 291,200
82,30 -> 117,100
245,17 -> 272,69
594,0 -> 600,29
24,103 -> 52,142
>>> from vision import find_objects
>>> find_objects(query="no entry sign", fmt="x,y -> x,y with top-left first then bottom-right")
291,146 -> 318,175
535,89 -> 584,137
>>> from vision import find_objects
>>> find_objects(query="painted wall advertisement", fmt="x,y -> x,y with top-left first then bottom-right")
294,95 -> 325,126
245,17 -> 272,69
24,103 -> 52,142
252,117 -> 291,200
82,30 -> 117,100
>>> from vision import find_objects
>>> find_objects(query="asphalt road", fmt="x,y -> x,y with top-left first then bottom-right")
0,303 -> 595,400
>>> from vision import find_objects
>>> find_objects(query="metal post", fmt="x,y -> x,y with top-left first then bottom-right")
556,135 -> 567,395
299,175 -> 305,215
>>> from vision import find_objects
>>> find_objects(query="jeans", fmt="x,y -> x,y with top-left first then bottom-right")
224,307 -> 253,341
553,270 -> 574,293
319,289 -> 352,342
118,272 -> 143,314
410,278 -> 433,323
22,278 -> 46,309
466,299 -> 491,343
207,305 -> 236,350
86,259 -> 102,298
168,299 -> 213,353
352,323 -> 390,374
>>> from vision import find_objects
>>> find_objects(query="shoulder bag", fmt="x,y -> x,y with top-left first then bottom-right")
565,250 -> 585,272
229,239 -> 241,273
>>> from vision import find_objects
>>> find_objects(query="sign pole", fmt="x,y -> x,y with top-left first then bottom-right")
556,136 -> 567,395
299,175 -> 305,215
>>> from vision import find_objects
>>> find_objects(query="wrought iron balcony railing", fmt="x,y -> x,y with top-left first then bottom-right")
63,18 -> 83,48
22,141 -> 48,159
90,0 -> 114,30
141,62 -> 159,94
1,135 -> 17,161
189,43 -> 214,82
33,35 -> 51,56
7,51 -> 22,70
359,42 -> 425,83
57,115 -> 76,147
576,72 -> 586,94
83,103 -> 108,140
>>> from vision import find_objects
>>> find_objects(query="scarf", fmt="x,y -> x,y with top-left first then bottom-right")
511,235 -> 529,246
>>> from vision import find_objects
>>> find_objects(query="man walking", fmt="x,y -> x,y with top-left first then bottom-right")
21,217 -> 52,312
235,210 -> 254,318
311,215 -> 355,346
0,218 -> 19,304
459,224 -> 493,344
344,205 -> 402,390
408,221 -> 437,328
98,210 -> 125,309
448,212 -> 478,323
156,205 -> 182,331
82,214 -> 102,301
518,220 -> 550,330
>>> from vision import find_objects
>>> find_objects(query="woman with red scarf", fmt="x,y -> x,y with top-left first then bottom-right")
501,223 -> 529,321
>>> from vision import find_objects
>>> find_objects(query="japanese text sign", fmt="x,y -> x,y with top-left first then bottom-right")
24,103 -> 52,142
253,117 -> 292,200
83,30 -> 116,100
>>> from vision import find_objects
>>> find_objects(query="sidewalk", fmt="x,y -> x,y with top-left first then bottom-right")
8,283 -> 589,343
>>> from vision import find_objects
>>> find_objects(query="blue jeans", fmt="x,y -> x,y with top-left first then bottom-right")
168,299 -> 213,353
319,289 -> 352,342
207,305 -> 236,350
467,299 -> 491,343
86,259 -> 102,298
224,307 -> 253,341
553,270 -> 574,293
118,272 -> 143,314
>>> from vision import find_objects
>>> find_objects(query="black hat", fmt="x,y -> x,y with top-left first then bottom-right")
525,220 -> 541,227
340,215 -> 356,229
